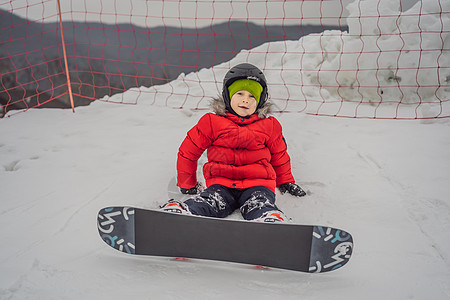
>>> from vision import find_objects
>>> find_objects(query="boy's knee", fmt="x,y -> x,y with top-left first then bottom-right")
239,187 -> 278,220
185,185 -> 234,217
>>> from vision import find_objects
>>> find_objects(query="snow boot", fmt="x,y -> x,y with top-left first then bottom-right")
160,200 -> 192,215
254,210 -> 288,223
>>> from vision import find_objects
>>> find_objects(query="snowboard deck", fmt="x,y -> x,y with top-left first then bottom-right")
97,206 -> 353,273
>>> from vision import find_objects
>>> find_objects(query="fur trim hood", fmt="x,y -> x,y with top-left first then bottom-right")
209,96 -> 273,119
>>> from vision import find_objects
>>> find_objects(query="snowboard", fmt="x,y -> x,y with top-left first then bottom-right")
97,206 -> 353,273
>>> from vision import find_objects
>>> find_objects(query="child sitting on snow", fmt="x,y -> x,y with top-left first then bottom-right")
161,63 -> 305,222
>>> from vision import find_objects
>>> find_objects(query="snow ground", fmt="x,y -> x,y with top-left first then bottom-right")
1,0 -> 450,297
0,101 -> 449,299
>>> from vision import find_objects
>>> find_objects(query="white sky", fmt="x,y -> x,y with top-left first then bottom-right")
4,0 -> 419,28
4,0 -> 352,27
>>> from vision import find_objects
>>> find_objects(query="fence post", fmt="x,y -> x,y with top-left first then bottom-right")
56,0 -> 75,113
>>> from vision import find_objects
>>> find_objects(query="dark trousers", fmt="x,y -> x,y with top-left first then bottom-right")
184,184 -> 282,220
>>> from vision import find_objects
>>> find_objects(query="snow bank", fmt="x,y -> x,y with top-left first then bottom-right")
105,0 -> 449,119
309,0 -> 450,106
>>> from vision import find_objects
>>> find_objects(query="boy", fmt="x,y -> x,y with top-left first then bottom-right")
161,63 -> 305,222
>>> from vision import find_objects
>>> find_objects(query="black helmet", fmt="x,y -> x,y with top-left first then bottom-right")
222,63 -> 268,113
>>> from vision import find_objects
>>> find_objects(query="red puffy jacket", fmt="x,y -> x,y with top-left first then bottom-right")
177,111 -> 295,193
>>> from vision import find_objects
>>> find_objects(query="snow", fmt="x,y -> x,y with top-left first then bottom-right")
1,103 -> 450,300
1,0 -> 450,299
107,0 -> 449,119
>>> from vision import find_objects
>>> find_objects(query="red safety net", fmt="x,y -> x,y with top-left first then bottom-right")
1,0 -> 449,119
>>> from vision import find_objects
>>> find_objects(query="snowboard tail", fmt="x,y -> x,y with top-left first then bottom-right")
97,206 -> 353,273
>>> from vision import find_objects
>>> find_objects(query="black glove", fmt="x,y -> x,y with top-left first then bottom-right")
180,182 -> 204,195
279,182 -> 306,197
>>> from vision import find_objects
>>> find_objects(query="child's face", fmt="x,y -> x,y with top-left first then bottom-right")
230,90 -> 258,117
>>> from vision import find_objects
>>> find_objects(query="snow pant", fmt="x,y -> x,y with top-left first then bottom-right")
183,184 -> 282,220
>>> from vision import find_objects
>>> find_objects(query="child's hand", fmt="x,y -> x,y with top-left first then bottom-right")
279,182 -> 306,197
180,182 -> 204,195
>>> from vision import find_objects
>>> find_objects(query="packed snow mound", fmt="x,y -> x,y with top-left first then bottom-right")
106,0 -> 449,119
307,0 -> 450,104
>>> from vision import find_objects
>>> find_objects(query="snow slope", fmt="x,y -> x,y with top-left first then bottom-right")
1,96 -> 450,300
1,0 -> 450,298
